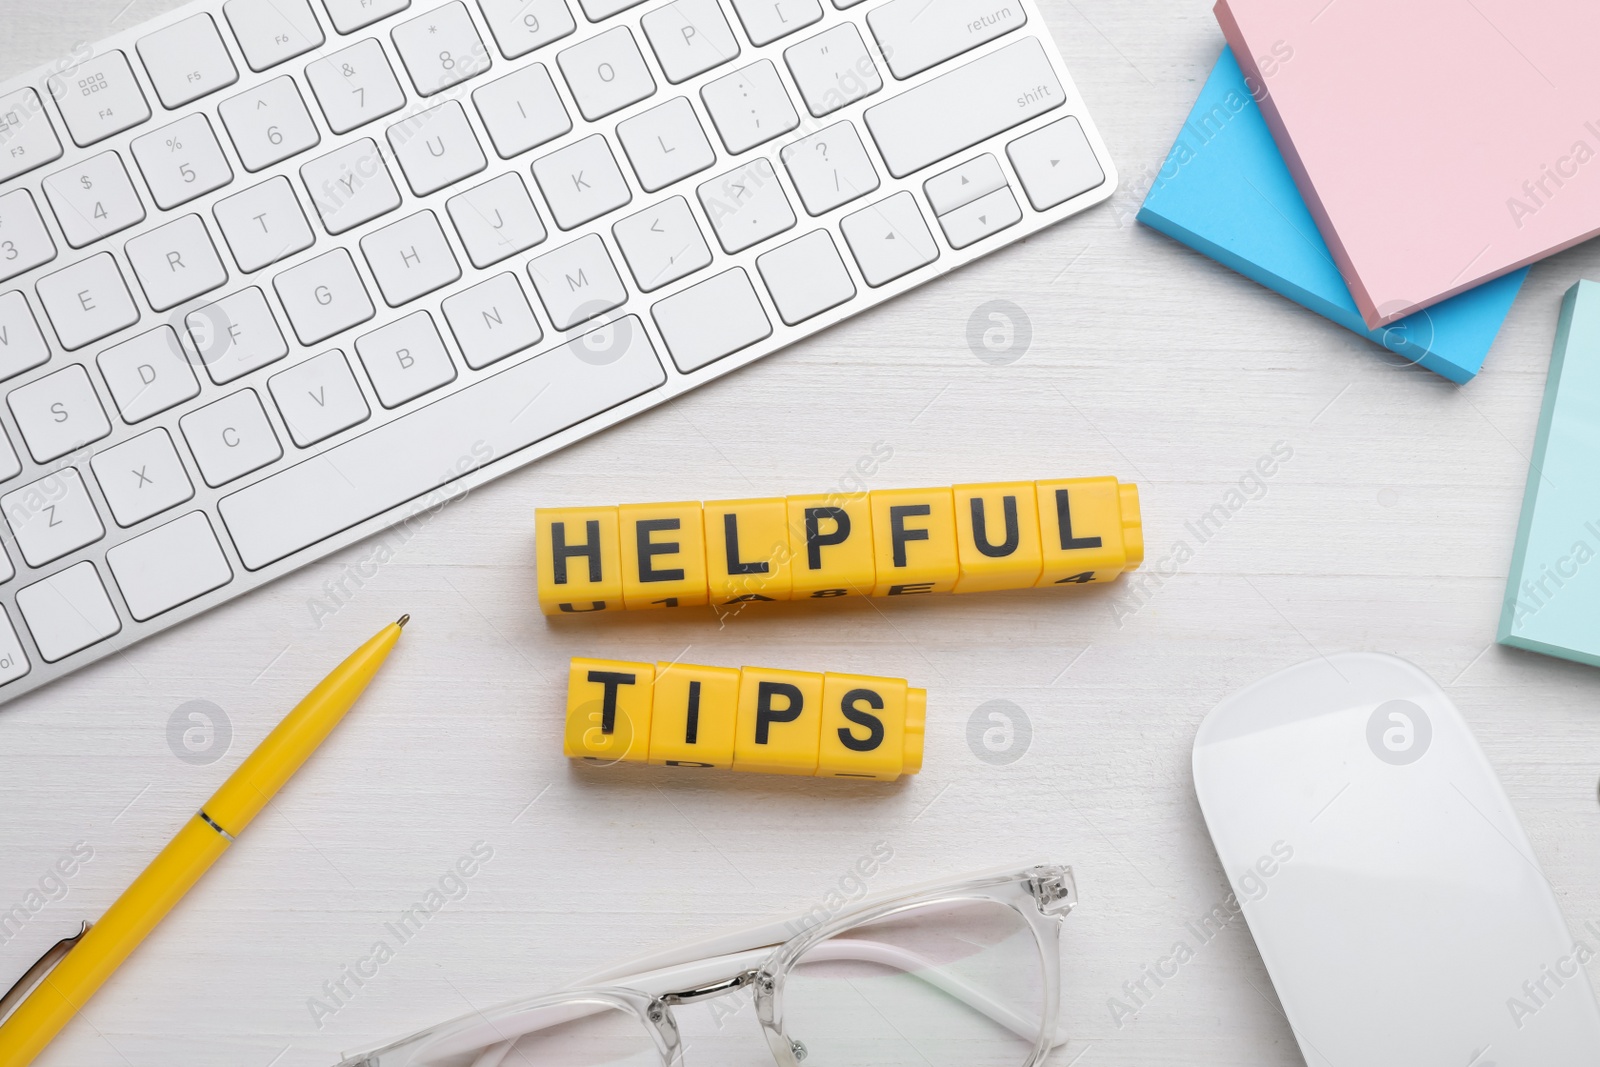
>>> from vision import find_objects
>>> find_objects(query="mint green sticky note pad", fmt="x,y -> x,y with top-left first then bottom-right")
1499,280 -> 1600,666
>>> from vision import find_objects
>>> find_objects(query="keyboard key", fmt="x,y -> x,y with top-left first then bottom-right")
90,428 -> 195,526
219,76 -> 321,172
300,138 -> 402,234
43,152 -> 146,249
16,562 -> 121,662
785,24 -> 880,117
577,0 -> 647,22
616,97 -> 714,193
700,61 -> 798,154
0,430 -> 20,485
840,191 -> 938,286
126,214 -> 229,311
388,100 -> 486,195
0,190 -> 57,284
1006,115 -> 1104,210
322,0 -> 410,33
107,511 -> 232,620
698,158 -> 795,253
49,51 -> 151,147
186,287 -> 289,384
224,0 -> 325,71
136,13 -> 240,108
268,348 -> 370,446
0,90 -> 63,183
780,121 -> 878,215
472,64 -> 571,159
729,0 -> 820,45
651,268 -> 770,372
558,28 -> 655,122
936,185 -> 1020,248
527,234 -> 627,329
36,253 -> 140,350
131,114 -> 234,210
181,388 -> 283,486
392,2 -> 492,95
8,364 -> 112,463
864,37 -> 1063,178
97,327 -> 200,422
642,0 -> 740,83
531,134 -> 631,230
355,311 -> 457,407
274,249 -> 375,345
0,608 -> 30,685
306,39 -> 406,134
446,172 -> 547,268
924,153 -> 1006,214
361,210 -> 462,306
213,177 -> 316,273
867,0 -> 1025,79
477,0 -> 576,59
219,316 -> 664,570
441,272 -> 541,368
2,468 -> 105,567
756,229 -> 855,324
613,196 -> 711,292
0,292 -> 50,382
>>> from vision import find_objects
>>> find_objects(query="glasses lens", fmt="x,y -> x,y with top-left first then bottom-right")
778,898 -> 1046,1067
376,999 -> 662,1067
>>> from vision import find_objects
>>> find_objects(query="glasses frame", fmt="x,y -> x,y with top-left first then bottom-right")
336,863 -> 1076,1067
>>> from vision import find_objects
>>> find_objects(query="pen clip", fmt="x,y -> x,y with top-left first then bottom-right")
0,921 -> 91,1025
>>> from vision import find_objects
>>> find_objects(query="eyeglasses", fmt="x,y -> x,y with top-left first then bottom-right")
335,864 -> 1076,1067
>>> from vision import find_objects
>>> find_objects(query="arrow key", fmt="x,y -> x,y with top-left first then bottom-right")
935,185 -> 1021,249
840,191 -> 938,288
1007,115 -> 1105,211
924,153 -> 1007,216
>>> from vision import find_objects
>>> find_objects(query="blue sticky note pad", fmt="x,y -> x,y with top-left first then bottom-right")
1499,280 -> 1600,667
1137,47 -> 1527,384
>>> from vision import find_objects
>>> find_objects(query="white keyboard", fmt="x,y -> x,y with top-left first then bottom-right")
0,0 -> 1115,701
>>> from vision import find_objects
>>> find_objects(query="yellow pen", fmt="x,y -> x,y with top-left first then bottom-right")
0,615 -> 410,1067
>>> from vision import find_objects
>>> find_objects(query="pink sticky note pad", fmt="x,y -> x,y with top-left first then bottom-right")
1215,0 -> 1600,328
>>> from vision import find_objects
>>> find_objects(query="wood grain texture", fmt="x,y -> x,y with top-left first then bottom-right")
4,1 -> 1600,1064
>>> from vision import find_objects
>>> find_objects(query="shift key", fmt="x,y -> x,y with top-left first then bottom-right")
864,37 -> 1063,178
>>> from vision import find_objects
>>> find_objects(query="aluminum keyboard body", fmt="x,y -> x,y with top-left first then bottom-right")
0,0 -> 1116,702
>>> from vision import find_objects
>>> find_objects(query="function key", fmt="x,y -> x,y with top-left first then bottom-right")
223,0 -> 326,71
0,90 -> 64,183
322,0 -> 411,34
48,51 -> 151,147
136,13 -> 241,109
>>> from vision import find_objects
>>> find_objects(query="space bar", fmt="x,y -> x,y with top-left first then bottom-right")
220,317 -> 665,570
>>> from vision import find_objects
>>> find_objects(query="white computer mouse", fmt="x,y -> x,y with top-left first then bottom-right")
1193,652 -> 1600,1065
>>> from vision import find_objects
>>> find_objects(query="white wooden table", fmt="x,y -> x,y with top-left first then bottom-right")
4,1 -> 1600,1064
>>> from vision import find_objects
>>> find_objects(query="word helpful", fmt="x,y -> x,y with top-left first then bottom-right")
535,477 -> 1143,614
564,657 -> 926,780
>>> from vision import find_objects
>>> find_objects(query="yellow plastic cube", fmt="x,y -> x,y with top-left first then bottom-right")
787,494 -> 876,600
537,507 -> 624,615
1035,478 -> 1139,586
952,482 -> 1044,593
564,658 -> 654,764
704,498 -> 793,604
869,487 -> 959,596
649,661 -> 741,767
619,501 -> 710,610
732,666 -> 824,775
817,672 -> 913,780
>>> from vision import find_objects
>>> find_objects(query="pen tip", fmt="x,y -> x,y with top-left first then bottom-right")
396,613 -> 410,629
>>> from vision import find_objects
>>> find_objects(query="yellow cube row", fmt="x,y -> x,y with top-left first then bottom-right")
536,477 -> 1143,615
563,657 -> 926,781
